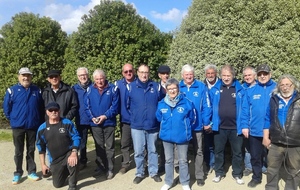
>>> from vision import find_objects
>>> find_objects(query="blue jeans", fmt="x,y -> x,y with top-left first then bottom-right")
266,143 -> 300,190
163,141 -> 189,186
131,128 -> 158,177
243,137 -> 252,170
192,131 -> 204,179
214,129 -> 243,178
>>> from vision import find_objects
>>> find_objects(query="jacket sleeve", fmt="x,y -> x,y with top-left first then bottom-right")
36,123 -> 47,154
241,89 -> 250,129
104,86 -> 120,119
65,88 -> 78,120
84,88 -> 94,120
189,101 -> 197,125
264,103 -> 271,129
201,86 -> 212,126
68,120 -> 81,149
3,88 -> 12,120
155,102 -> 162,122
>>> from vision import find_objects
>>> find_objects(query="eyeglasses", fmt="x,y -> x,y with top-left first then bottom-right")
49,75 -> 59,79
159,72 -> 169,75
78,74 -> 87,77
123,70 -> 133,74
138,71 -> 149,75
48,109 -> 59,112
167,88 -> 178,92
257,72 -> 269,77
280,83 -> 293,88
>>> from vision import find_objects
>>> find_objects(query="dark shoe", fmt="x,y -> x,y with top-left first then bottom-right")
158,165 -> 165,174
79,163 -> 87,170
107,171 -> 114,180
93,167 -> 106,178
119,167 -> 128,174
243,168 -> 252,176
152,175 -> 162,182
68,187 -> 76,190
197,179 -> 205,186
247,179 -> 261,188
175,166 -> 179,174
133,176 -> 144,184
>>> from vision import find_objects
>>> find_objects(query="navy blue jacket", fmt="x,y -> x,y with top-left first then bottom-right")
127,79 -> 164,131
72,81 -> 92,126
84,82 -> 119,127
3,83 -> 44,129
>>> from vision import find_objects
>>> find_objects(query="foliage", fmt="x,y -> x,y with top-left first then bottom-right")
0,130 -> 12,142
0,12 -> 68,121
167,0 -> 300,81
63,0 -> 172,85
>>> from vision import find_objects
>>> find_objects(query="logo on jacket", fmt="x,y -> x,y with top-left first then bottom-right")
59,128 -> 65,133
106,90 -> 111,95
161,108 -> 168,113
150,87 -> 155,93
231,93 -> 236,98
177,107 -> 184,113
253,94 -> 261,100
193,92 -> 199,97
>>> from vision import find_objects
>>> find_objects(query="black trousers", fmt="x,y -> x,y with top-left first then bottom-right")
12,128 -> 37,176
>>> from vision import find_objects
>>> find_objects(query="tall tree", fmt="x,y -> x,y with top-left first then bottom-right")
167,0 -> 300,81
0,12 -> 68,121
64,0 -> 172,84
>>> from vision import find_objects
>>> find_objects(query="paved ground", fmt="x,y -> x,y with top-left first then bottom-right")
0,131 -> 287,190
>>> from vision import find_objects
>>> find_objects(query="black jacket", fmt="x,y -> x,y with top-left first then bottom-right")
269,92 -> 300,146
42,81 -> 78,120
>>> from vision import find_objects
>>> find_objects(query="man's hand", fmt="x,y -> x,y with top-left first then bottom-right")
68,151 -> 78,167
41,164 -> 50,175
262,137 -> 271,149
204,125 -> 212,134
242,128 -> 249,138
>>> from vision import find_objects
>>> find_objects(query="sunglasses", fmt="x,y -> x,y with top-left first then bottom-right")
123,70 -> 133,74
49,75 -> 59,79
48,109 -> 59,112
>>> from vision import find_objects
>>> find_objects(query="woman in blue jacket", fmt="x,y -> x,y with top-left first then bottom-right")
156,78 -> 196,190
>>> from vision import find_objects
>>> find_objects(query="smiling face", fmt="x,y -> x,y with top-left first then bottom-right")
221,69 -> 234,86
182,71 -> 194,85
166,84 -> 179,100
122,64 -> 135,82
205,68 -> 217,82
137,65 -> 150,83
243,68 -> 256,85
18,74 -> 32,88
257,71 -> 271,85
94,73 -> 106,88
77,69 -> 89,85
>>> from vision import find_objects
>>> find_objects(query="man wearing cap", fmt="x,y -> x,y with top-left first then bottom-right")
3,67 -> 44,184
241,64 -> 276,188
36,102 -> 80,190
115,63 -> 136,174
42,70 -> 78,120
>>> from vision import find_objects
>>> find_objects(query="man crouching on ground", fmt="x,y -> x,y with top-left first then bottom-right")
36,102 -> 80,190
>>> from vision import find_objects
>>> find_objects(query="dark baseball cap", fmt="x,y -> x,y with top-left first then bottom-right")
257,64 -> 271,73
48,70 -> 61,77
45,102 -> 60,110
158,65 -> 171,73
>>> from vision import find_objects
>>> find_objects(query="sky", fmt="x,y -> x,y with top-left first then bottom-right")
0,0 -> 193,34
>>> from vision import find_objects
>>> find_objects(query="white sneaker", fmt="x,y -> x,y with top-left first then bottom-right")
212,176 -> 222,183
182,185 -> 191,190
161,184 -> 171,190
233,177 -> 244,185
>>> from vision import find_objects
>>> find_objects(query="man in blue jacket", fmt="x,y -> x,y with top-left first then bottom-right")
115,63 -> 136,174
85,69 -> 119,180
210,65 -> 245,185
241,64 -> 276,188
179,64 -> 212,186
3,67 -> 44,184
127,64 -> 164,184
72,67 -> 92,170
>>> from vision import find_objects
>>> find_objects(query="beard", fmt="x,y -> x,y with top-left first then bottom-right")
280,91 -> 293,98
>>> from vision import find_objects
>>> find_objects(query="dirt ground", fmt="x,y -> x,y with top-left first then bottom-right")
0,133 -> 287,190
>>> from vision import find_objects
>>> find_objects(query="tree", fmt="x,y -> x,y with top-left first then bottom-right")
0,12 -> 68,122
63,0 -> 172,85
167,0 -> 300,81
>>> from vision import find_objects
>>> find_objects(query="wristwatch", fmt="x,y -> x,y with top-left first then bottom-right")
71,149 -> 78,153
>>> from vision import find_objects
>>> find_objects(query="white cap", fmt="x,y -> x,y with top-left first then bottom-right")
18,67 -> 32,75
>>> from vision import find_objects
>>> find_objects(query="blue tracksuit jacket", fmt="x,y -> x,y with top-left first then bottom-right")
210,79 -> 245,134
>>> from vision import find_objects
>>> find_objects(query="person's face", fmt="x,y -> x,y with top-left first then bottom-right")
166,84 -> 179,100
46,108 -> 60,120
243,69 -> 256,85
182,71 -> 194,85
205,69 -> 217,82
94,74 -> 106,88
280,78 -> 294,98
47,75 -> 61,86
122,64 -> 135,82
137,65 -> 150,83
18,74 -> 32,88
77,69 -> 89,84
158,72 -> 170,83
257,71 -> 271,85
221,69 -> 234,86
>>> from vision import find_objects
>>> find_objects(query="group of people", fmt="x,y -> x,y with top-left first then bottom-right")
3,63 -> 300,190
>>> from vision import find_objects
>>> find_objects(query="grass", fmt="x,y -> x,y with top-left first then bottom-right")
0,129 -> 12,142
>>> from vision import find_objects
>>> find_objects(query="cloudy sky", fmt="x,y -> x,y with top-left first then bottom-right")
0,0 -> 192,34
